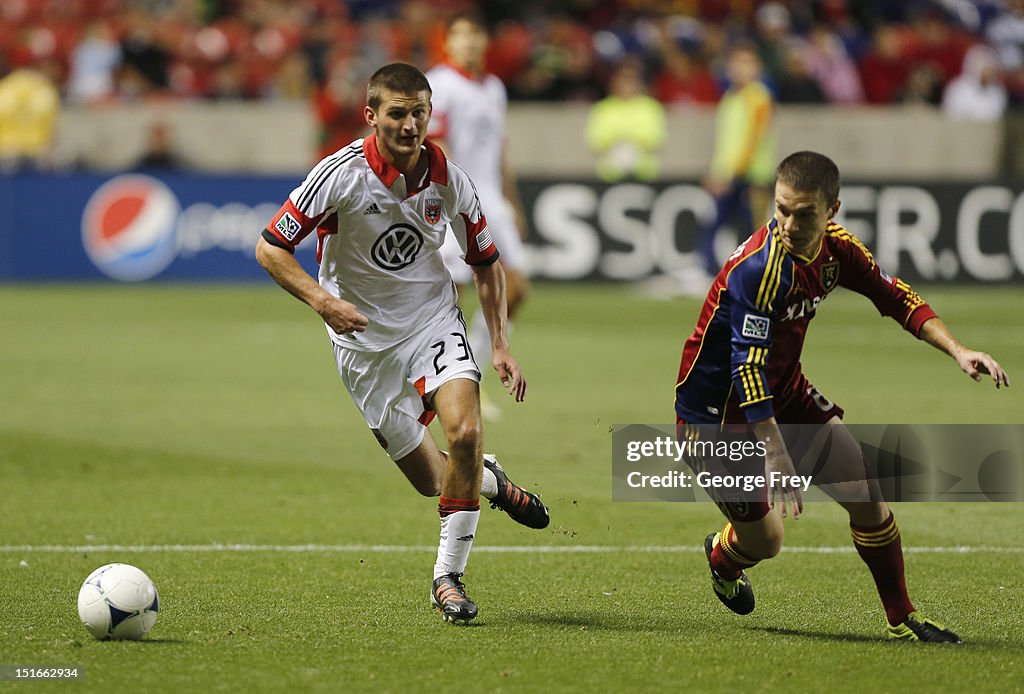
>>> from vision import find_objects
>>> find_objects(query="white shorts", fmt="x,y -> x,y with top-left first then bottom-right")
442,195 -> 526,285
333,307 -> 481,461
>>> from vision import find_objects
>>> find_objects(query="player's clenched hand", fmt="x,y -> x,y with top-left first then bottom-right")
492,349 -> 526,402
316,296 -> 369,334
954,347 -> 1010,388
766,449 -> 803,520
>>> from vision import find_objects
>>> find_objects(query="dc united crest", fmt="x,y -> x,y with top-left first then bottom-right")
371,224 -> 424,270
424,198 -> 442,225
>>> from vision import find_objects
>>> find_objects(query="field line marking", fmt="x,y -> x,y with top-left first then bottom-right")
1,544 -> 1021,554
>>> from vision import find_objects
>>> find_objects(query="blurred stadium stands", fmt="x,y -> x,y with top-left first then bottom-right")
1,0 -> 1021,175
2,1 -> 1023,285
3,0 -> 1022,107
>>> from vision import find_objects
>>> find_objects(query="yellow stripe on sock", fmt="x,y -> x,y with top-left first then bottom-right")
851,516 -> 897,539
852,522 -> 897,539
851,524 -> 898,541
720,523 -> 757,566
853,533 -> 900,547
852,525 -> 900,547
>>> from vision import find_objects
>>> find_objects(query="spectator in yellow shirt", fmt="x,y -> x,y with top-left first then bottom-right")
0,64 -> 60,171
585,59 -> 666,182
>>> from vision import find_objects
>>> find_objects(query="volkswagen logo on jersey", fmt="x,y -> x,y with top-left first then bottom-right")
81,175 -> 181,281
371,224 -> 424,270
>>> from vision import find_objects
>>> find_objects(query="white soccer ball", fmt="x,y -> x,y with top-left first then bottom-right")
77,563 -> 159,641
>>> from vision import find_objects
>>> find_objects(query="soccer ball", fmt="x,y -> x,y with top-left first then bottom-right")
77,563 -> 159,641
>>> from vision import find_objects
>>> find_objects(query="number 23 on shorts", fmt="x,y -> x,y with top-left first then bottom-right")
430,332 -> 473,375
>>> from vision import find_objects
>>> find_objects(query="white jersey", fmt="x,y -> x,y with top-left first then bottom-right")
263,136 -> 498,351
426,63 -> 507,200
427,62 -> 527,277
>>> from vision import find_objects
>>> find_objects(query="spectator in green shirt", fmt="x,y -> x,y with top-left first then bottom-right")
585,59 -> 667,182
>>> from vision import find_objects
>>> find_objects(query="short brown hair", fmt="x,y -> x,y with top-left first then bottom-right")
366,63 -> 432,110
775,151 -> 841,203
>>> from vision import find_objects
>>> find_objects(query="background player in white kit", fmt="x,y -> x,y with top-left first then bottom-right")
255,63 -> 549,624
426,12 -> 530,420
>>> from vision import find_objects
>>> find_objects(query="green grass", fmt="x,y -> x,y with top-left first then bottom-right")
1,283 -> 1022,692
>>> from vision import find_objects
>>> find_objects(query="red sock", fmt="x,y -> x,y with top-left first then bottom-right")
710,522 -> 759,580
438,496 -> 479,518
850,512 -> 915,626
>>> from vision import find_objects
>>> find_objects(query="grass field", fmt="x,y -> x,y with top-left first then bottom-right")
1,282 -> 1022,693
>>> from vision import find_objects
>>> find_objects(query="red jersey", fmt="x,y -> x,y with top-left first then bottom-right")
675,217 -> 937,425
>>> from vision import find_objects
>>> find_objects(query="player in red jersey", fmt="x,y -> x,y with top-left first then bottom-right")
675,150 -> 1010,642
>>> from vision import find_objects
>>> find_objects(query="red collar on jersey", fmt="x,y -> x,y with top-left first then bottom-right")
363,134 -> 449,193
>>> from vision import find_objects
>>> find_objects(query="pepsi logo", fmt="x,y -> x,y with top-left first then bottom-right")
81,175 -> 181,281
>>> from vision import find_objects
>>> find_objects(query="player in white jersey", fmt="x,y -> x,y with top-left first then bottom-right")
426,12 -> 530,420
255,63 -> 549,624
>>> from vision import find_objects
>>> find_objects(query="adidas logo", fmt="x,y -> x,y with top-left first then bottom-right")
456,534 -> 475,542
363,202 -> 381,215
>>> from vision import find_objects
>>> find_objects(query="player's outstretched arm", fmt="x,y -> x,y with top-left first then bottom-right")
255,237 -> 368,334
471,261 -> 526,402
919,317 -> 1010,388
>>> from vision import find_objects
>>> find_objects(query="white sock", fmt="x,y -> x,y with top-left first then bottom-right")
433,510 -> 480,579
481,464 -> 498,499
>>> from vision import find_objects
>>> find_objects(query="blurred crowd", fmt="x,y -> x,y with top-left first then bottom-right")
3,0 -> 1023,104
1,0 -> 1022,166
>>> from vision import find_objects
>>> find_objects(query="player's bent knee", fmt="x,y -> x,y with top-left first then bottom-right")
745,528 -> 783,560
733,515 -> 784,560
763,514 -> 786,558
758,533 -> 784,559
746,535 -> 783,560
443,419 -> 482,460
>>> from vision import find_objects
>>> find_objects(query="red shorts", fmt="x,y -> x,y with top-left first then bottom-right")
721,372 -> 844,426
771,374 -> 844,426
677,375 -> 843,522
